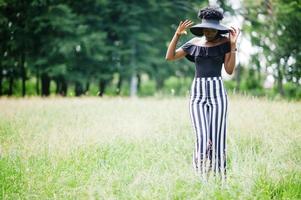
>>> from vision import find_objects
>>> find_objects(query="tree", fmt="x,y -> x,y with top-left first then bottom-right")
29,1 -> 78,96
241,0 -> 301,96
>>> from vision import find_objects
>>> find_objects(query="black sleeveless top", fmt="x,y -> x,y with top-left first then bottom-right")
181,40 -> 231,77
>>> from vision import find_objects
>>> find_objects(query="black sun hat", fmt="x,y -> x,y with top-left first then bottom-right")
190,19 -> 230,36
189,6 -> 230,36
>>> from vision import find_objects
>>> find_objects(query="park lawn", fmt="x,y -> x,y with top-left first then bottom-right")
0,95 -> 300,199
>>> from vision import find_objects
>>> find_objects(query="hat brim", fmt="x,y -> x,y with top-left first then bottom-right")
190,23 -> 229,36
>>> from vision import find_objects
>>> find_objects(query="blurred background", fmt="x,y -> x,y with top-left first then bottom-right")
0,0 -> 300,100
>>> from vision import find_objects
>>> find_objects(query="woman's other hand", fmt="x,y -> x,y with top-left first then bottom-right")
229,26 -> 240,45
176,20 -> 194,36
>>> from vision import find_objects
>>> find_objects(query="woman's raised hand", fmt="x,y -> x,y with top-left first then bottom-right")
176,20 -> 194,36
229,26 -> 241,45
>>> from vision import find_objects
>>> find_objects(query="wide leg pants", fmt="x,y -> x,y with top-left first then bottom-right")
189,76 -> 228,181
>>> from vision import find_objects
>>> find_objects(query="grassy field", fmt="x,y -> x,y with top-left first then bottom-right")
0,95 -> 300,199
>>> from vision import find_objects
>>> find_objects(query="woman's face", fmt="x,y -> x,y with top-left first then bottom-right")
203,28 -> 218,41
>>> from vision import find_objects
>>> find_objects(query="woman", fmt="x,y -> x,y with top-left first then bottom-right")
165,6 -> 240,182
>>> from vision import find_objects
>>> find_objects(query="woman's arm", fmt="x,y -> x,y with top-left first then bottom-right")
224,26 -> 240,75
224,43 -> 237,75
165,20 -> 193,61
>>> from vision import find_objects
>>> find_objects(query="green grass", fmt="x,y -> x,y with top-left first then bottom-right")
0,95 -> 300,199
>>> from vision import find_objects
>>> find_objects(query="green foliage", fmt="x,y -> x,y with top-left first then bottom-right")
283,82 -> 301,99
223,80 -> 236,91
242,0 -> 301,96
1,0 -> 300,100
0,0 -> 204,97
162,76 -> 192,96
138,80 -> 156,97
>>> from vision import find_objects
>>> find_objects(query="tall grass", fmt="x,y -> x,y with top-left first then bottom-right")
0,95 -> 300,199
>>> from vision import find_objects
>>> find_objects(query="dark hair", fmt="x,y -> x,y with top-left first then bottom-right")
198,6 -> 224,20
197,6 -> 226,38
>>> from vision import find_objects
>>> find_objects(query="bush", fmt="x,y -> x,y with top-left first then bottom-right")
283,82 -> 301,99
223,80 -> 236,91
162,76 -> 192,96
138,80 -> 156,97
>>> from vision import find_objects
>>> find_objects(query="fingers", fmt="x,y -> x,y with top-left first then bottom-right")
229,26 -> 241,37
230,26 -> 236,33
228,26 -> 242,43
181,19 -> 193,28
237,27 -> 241,35
229,29 -> 235,37
230,26 -> 241,34
186,21 -> 194,28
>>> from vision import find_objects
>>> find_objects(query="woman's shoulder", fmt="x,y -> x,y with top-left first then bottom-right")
181,36 -> 231,59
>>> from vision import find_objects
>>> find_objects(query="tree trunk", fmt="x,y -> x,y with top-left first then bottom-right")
130,41 -> 137,97
257,65 -> 261,83
0,64 -> 2,96
85,81 -> 90,94
156,78 -> 164,90
60,78 -> 67,96
8,73 -> 14,96
116,74 -> 122,95
130,72 -> 138,97
36,67 -> 40,95
41,73 -> 51,97
20,53 -> 26,97
98,79 -> 106,97
137,73 -> 141,92
276,65 -> 284,96
55,78 -> 60,94
55,76 -> 68,96
55,75 -> 68,96
75,81 -> 83,96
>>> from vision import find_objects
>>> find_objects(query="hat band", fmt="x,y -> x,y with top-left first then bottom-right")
201,19 -> 220,25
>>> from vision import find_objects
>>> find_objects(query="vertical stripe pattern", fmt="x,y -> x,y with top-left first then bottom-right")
189,76 -> 228,181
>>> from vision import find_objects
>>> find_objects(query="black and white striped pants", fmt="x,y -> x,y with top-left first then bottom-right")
189,76 -> 228,181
